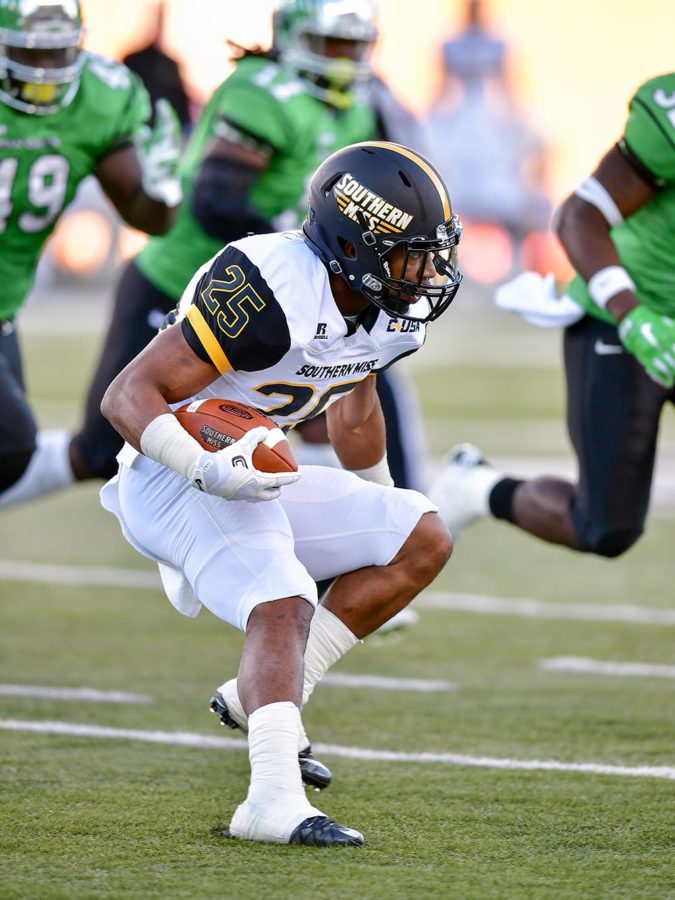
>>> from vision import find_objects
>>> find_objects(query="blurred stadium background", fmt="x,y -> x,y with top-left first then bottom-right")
4,3 -> 675,895
32,0 -> 675,290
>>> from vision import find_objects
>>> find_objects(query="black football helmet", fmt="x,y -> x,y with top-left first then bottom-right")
303,141 -> 463,322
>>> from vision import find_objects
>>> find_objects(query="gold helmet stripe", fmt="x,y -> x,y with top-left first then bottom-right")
353,141 -> 451,220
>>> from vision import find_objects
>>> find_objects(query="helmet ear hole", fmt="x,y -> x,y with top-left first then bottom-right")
337,237 -> 356,259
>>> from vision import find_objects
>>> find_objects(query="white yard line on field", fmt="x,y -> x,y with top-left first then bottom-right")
321,673 -> 458,692
0,560 -> 159,589
540,657 -> 675,679
3,559 -> 675,626
1,718 -> 674,781
416,592 -> 675,625
0,684 -> 151,703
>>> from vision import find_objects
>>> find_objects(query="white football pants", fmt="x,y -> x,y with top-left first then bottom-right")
101,454 -> 435,631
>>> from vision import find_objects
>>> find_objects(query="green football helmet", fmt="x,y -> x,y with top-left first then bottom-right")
0,0 -> 84,115
273,0 -> 377,109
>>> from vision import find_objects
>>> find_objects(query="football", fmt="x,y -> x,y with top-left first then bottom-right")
174,398 -> 297,474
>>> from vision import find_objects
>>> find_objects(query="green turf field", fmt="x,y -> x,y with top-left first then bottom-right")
1,285 -> 674,899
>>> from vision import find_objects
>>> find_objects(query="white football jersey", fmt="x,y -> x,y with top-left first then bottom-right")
174,231 -> 428,429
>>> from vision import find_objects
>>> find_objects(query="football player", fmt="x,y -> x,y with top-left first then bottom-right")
99,141 -> 462,846
431,71 -> 675,557
0,0 -> 182,507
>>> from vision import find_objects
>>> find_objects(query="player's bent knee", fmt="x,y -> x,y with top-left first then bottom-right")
581,527 -> 642,559
408,512 -> 453,579
0,447 -> 34,492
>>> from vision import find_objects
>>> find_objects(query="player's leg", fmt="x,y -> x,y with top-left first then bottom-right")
102,454 -> 363,845
431,317 -> 666,554
553,317 -> 664,555
217,466 -> 452,720
0,262 -> 177,508
0,322 -> 73,508
69,260 -> 177,480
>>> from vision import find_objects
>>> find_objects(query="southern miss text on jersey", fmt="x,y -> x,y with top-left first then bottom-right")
137,54 -> 375,303
0,52 -> 150,320
176,231 -> 427,429
567,71 -> 675,323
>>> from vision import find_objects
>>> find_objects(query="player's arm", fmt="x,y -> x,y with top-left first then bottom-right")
101,324 -> 216,449
190,126 -> 274,243
554,144 -> 656,323
557,143 -> 675,387
95,98 -> 182,235
325,376 -> 394,486
101,325 -> 297,501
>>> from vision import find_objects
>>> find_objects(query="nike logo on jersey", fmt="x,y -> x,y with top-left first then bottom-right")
594,339 -> 624,355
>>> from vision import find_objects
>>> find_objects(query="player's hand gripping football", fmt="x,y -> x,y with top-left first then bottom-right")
135,99 -> 183,208
190,427 -> 300,502
618,305 -> 675,388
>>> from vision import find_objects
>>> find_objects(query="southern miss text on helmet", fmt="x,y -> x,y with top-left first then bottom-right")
303,141 -> 463,323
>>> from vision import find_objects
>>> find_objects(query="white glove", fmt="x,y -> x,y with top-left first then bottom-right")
135,98 -> 183,208
495,271 -> 585,328
190,426 -> 300,502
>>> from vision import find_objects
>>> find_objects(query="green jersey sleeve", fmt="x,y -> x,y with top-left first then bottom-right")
79,52 -> 151,157
214,83 -> 291,154
622,73 -> 675,186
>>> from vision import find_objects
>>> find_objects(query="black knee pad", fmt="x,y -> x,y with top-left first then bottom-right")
0,446 -> 34,492
580,527 -> 642,559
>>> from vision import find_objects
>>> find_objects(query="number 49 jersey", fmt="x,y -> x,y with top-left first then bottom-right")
0,52 -> 150,321
177,231 -> 428,429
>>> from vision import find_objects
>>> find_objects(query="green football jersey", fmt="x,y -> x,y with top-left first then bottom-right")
137,54 -> 376,301
567,72 -> 675,323
0,52 -> 150,320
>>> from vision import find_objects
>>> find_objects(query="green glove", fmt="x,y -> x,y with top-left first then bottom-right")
135,98 -> 183,208
618,305 -> 675,388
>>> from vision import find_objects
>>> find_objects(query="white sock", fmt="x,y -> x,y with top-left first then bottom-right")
472,468 -> 504,517
229,702 -> 322,843
302,605 -> 360,707
215,677 -> 315,752
247,702 -> 306,801
0,429 -> 74,508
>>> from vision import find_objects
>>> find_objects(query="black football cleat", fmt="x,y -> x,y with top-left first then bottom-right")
209,691 -> 333,790
289,815 -> 364,847
297,746 -> 332,791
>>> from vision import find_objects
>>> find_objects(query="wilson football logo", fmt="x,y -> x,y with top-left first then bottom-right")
334,173 -> 414,234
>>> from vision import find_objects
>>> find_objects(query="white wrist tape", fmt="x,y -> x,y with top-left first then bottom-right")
587,266 -> 636,310
140,413 -> 204,481
351,454 -> 394,487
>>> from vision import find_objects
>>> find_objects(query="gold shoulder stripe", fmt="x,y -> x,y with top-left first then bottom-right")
353,141 -> 451,220
185,305 -> 232,375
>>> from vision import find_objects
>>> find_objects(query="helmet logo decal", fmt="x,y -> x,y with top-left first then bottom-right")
334,173 -> 413,234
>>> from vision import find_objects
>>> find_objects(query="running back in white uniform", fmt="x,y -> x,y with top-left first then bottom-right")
101,231 -> 436,630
